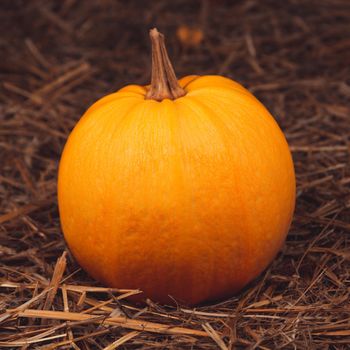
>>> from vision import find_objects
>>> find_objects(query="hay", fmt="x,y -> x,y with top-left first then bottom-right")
1,0 -> 350,348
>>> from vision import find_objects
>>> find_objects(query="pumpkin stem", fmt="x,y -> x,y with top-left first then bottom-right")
145,28 -> 186,101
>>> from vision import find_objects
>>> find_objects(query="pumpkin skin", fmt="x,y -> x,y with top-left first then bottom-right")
58,75 -> 295,305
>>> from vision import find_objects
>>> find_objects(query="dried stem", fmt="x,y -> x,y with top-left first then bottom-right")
145,28 -> 186,101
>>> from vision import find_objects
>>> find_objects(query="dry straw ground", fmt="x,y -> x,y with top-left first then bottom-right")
1,0 -> 350,349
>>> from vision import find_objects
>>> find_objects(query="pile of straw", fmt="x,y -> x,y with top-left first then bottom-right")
1,0 -> 349,348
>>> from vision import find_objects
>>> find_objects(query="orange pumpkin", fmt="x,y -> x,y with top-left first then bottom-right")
176,25 -> 204,47
58,29 -> 295,305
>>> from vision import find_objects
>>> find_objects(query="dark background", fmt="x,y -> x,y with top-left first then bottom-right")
1,0 -> 350,348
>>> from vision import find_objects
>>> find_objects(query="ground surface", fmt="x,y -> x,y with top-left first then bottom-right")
0,0 -> 350,349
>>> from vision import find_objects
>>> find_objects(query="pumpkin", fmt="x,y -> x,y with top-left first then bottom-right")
176,25 -> 204,47
58,28 -> 295,305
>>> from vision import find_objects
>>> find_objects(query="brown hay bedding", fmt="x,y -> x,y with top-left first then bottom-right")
1,0 -> 350,348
